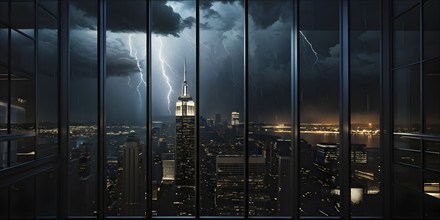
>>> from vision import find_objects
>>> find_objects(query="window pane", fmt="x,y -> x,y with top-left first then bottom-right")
424,0 -> 440,60
424,58 -> 440,134
68,0 -> 98,216
393,5 -> 420,68
299,0 -> 340,216
350,0 -> 382,216
36,170 -> 57,218
10,177 -> 35,219
104,0 -> 147,216
151,0 -> 196,216
11,30 -> 34,76
247,0 -> 293,216
0,25 -> 8,135
393,65 -> 420,133
37,7 -> 59,158
11,0 -> 34,38
199,0 -> 244,216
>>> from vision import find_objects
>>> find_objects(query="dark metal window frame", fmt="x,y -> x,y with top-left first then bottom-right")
0,0 -> 402,219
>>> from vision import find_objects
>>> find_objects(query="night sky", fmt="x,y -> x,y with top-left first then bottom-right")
39,0 -> 380,125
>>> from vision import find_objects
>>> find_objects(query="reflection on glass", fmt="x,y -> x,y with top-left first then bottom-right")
394,136 -> 421,150
393,65 -> 420,133
39,0 -> 58,18
10,72 -> 35,135
9,138 -> 35,166
424,0 -> 440,60
425,141 -> 440,172
424,58 -> 440,134
68,0 -> 98,216
248,0 -> 292,216
394,149 -> 420,166
37,7 -> 59,158
105,0 -> 147,216
350,0 -> 382,216
151,0 -> 196,216
199,0 -> 244,216
299,0 -> 340,216
393,5 -> 419,68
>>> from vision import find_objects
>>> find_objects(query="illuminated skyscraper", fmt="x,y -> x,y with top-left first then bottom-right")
231,112 -> 239,126
175,60 -> 196,215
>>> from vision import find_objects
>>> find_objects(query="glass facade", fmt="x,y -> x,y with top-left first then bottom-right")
0,0 -> 439,219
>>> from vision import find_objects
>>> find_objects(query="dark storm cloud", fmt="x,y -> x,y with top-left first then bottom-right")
249,0 -> 292,29
200,0 -> 237,18
151,1 -> 195,36
70,0 -> 195,36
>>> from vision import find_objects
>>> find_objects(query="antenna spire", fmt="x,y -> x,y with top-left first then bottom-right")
184,57 -> 187,82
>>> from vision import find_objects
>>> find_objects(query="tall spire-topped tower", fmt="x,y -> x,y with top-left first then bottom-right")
181,58 -> 189,97
175,58 -> 196,215
176,58 -> 194,116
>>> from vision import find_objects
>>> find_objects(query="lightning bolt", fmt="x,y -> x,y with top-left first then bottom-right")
158,36 -> 174,115
128,34 -> 147,104
299,30 -> 320,65
127,76 -> 133,88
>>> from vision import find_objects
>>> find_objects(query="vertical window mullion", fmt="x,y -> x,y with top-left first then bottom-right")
195,0 -> 200,217
381,0 -> 392,218
244,0 -> 249,217
292,0 -> 300,219
340,0 -> 351,219
146,0 -> 152,218
419,1 -> 425,219
97,0 -> 106,218
58,0 -> 69,218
